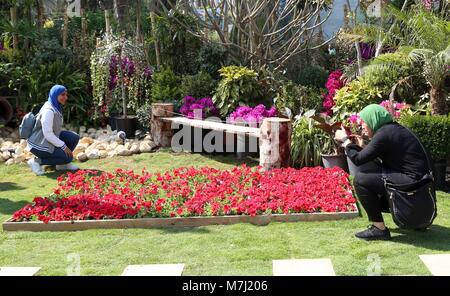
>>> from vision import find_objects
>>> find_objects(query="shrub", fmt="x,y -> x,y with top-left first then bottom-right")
229,104 -> 277,125
151,68 -> 182,102
213,66 -> 261,117
294,64 -> 329,89
180,72 -> 217,99
196,44 -> 228,78
275,80 -> 324,116
362,50 -> 426,102
400,114 -> 450,161
136,102 -> 152,131
291,116 -> 334,168
332,78 -> 383,120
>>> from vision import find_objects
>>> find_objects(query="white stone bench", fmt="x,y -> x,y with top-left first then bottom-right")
151,103 -> 292,170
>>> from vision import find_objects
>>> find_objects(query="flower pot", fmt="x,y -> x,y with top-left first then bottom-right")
347,156 -> 380,177
433,159 -> 447,191
108,112 -> 120,131
322,154 -> 349,172
112,116 -> 138,139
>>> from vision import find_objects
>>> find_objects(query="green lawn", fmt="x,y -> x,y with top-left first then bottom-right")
1,151 -> 449,276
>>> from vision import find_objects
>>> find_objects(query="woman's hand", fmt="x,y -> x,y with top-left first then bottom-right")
63,147 -> 73,159
334,128 -> 347,143
353,135 -> 365,147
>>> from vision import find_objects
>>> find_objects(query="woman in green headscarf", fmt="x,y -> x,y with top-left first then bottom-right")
334,104 -> 430,241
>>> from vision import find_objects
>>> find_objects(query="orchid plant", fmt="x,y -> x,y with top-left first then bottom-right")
90,34 -> 152,119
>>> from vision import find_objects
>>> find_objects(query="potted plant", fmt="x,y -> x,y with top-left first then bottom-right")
91,35 -> 152,138
310,113 -> 349,171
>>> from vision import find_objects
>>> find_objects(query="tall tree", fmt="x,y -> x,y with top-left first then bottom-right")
157,0 -> 333,69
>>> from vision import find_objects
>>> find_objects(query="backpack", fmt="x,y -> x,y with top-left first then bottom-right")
19,112 -> 37,139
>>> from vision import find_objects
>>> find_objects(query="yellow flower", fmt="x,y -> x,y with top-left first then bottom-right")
44,20 -> 54,29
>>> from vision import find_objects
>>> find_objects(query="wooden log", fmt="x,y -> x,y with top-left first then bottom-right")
151,103 -> 174,148
259,118 -> 292,171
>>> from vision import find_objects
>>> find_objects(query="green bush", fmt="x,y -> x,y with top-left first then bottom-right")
362,50 -> 426,102
180,72 -> 217,99
151,68 -> 182,102
275,80 -> 324,116
136,102 -> 152,131
291,116 -> 334,168
400,114 -> 450,161
294,65 -> 329,89
213,66 -> 261,117
196,44 -> 228,79
332,77 -> 383,120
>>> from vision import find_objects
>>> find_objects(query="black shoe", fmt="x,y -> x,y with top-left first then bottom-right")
355,225 -> 391,241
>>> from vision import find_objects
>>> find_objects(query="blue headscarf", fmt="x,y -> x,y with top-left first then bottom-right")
48,85 -> 67,113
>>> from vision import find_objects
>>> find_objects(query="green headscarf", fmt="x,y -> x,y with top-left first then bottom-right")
359,104 -> 393,134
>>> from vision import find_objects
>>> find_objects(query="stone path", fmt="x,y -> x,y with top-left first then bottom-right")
419,254 -> 450,276
2,254 -> 449,275
0,267 -> 41,276
272,259 -> 336,276
121,264 -> 185,276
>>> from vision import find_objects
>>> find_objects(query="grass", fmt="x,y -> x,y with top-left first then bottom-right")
0,151 -> 449,276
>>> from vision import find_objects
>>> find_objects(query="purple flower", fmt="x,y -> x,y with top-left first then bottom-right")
229,105 -> 278,124
144,66 -> 153,79
180,96 -> 219,119
0,40 -> 4,51
359,42 -> 376,60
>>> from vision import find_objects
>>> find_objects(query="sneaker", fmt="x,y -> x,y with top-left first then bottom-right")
28,158 -> 44,176
355,225 -> 391,241
56,163 -> 79,171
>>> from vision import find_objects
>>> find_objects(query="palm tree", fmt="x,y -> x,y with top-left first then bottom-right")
348,5 -> 450,114
409,45 -> 450,115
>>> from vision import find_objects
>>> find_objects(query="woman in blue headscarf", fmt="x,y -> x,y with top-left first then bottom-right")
27,85 -> 80,175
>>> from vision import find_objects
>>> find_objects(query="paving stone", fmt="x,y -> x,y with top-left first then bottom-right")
419,254 -> 450,276
273,259 -> 336,276
121,264 -> 185,276
0,267 -> 41,276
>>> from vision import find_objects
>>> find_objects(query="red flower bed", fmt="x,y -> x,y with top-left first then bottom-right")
12,166 -> 356,223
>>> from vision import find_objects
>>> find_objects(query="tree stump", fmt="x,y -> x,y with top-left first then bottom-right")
259,118 -> 292,171
151,103 -> 174,148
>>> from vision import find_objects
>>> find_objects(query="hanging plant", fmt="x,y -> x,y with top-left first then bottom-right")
90,34 -> 152,119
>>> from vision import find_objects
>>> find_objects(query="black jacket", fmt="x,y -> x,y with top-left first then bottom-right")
346,122 -> 430,179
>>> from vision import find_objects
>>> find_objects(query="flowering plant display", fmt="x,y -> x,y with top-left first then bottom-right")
179,96 -> 219,119
322,70 -> 345,116
229,104 -> 277,125
379,100 -> 409,118
90,35 -> 152,118
12,166 -> 356,223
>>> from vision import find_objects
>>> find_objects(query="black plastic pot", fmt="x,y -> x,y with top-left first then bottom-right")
112,116 -> 138,139
322,154 -> 349,172
433,159 -> 447,190
108,112 -> 120,131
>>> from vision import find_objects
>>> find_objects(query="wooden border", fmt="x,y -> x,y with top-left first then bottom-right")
2,210 -> 359,232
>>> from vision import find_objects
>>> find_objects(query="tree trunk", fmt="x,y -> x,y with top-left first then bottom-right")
150,11 -> 161,69
63,7 -> 69,49
36,0 -> 44,28
105,9 -> 111,37
136,0 -> 142,42
81,8 -> 87,51
10,7 -> 19,51
430,86 -> 448,115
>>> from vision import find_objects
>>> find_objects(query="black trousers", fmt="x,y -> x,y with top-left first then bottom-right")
354,167 -> 416,223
